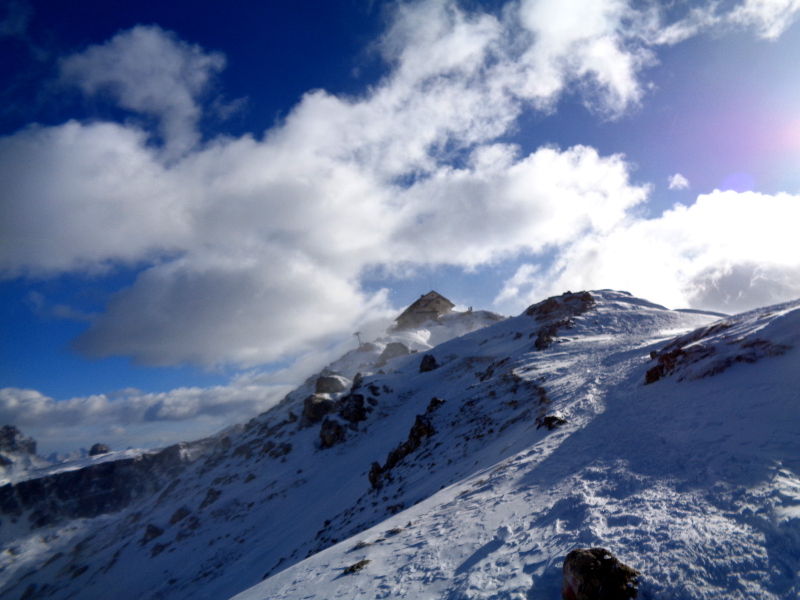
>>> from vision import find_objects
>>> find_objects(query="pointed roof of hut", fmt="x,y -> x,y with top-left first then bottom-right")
394,291 -> 455,329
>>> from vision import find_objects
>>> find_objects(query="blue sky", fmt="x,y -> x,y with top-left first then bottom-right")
2,0 -> 800,453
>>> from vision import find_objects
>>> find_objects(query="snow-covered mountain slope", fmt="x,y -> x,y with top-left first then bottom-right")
2,291 -> 798,600
0,305 -> 504,599
231,291 -> 800,600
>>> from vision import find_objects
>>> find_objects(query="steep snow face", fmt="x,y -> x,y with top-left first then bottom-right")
231,292 -> 800,600
645,297 -> 800,383
2,291 -> 798,600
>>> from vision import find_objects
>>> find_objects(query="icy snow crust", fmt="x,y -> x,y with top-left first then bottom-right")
1,291 -> 799,600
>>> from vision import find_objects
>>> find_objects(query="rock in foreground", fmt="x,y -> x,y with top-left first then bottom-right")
562,547 -> 639,600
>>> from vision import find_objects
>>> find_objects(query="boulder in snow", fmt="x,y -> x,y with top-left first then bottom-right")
319,418 -> 347,449
338,394 -> 368,423
315,374 -> 350,394
562,547 -> 639,600
302,394 -> 336,426
419,354 -> 439,372
378,342 -> 410,365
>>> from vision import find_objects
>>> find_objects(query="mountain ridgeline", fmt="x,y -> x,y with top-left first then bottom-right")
1,290 -> 799,600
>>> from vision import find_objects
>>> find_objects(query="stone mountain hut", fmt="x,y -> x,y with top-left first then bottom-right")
394,291 -> 455,329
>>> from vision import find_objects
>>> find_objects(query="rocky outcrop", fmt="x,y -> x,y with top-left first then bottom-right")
536,415 -> 567,430
525,291 -> 596,350
645,321 -> 791,384
562,547 -> 639,600
369,397 -> 444,489
141,523 -> 164,544
302,394 -> 337,426
0,443 -> 188,529
315,375 -> 349,394
419,354 -> 439,373
339,394 -> 368,424
319,419 -> 347,449
0,425 -> 36,456
89,443 -> 111,456
378,342 -> 410,365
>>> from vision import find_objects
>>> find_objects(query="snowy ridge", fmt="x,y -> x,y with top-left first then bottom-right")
233,291 -> 800,600
1,291 -> 798,600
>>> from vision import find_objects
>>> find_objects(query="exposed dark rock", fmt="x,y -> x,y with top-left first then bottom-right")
368,462 -> 383,489
261,441 -> 292,459
645,320 -> 790,384
315,374 -> 349,394
89,443 -> 111,457
0,443 -> 188,528
534,320 -> 570,350
302,394 -> 336,426
140,524 -> 164,544
524,292 -> 596,350
351,372 -> 364,390
233,442 -> 254,459
562,547 -> 639,600
426,397 -> 445,411
339,394 -> 368,424
0,425 -> 36,455
369,398 -> 444,489
319,418 -> 347,449
526,291 -> 595,320
343,558 -> 370,575
378,342 -> 410,365
199,488 -> 221,509
419,354 -> 439,372
169,506 -> 190,524
536,415 -> 567,430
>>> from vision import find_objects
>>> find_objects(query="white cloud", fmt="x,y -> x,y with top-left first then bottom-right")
668,173 -> 690,190
729,0 -> 800,39
3,0 -> 800,374
496,190 -> 800,313
649,0 -> 800,44
0,382 -> 292,454
515,0 -> 655,115
0,121 -> 188,276
59,25 -> 225,158
391,144 -> 648,267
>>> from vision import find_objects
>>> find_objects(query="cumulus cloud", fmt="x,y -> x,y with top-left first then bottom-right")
496,190 -> 800,313
515,0 -> 654,115
0,121 -> 187,276
59,25 -> 226,158
3,0 -> 800,375
668,173 -> 690,190
392,144 -> 648,267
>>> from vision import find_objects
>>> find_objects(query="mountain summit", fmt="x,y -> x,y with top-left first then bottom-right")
1,290 -> 798,600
